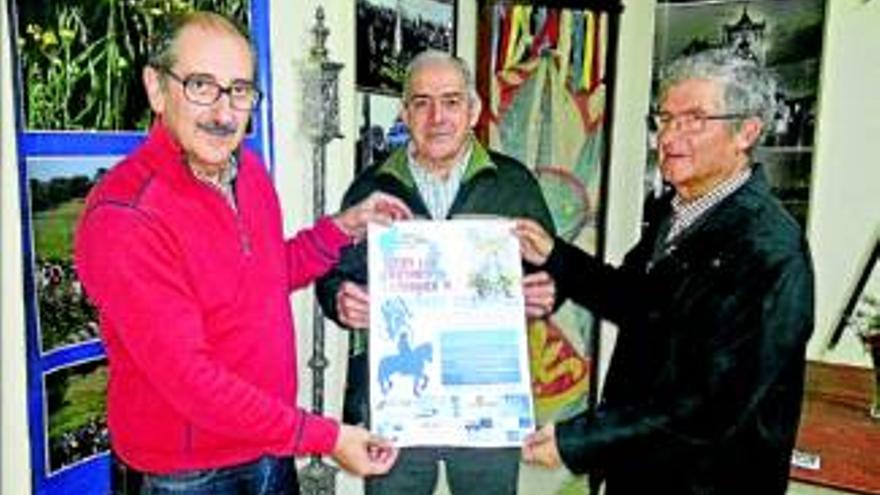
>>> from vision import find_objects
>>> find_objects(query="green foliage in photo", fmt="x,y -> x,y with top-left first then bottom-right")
46,364 -> 108,439
16,0 -> 251,131
33,198 -> 85,260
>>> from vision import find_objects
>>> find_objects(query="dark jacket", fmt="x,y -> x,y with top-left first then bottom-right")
316,140 -> 555,424
545,166 -> 814,494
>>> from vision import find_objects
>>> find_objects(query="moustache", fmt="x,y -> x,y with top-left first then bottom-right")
197,121 -> 238,137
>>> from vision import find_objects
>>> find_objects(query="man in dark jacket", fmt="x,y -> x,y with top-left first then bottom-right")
316,50 -> 556,495
515,48 -> 814,494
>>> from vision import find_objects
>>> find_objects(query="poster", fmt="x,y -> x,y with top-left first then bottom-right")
367,219 -> 534,447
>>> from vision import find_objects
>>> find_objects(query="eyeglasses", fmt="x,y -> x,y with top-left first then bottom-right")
647,111 -> 750,134
406,92 -> 468,116
154,66 -> 261,112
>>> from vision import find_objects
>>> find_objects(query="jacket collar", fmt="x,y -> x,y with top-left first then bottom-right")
375,136 -> 495,189
709,163 -> 771,218
663,164 -> 772,248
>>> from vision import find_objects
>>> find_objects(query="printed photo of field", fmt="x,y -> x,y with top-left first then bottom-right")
44,359 -> 109,473
28,156 -> 118,353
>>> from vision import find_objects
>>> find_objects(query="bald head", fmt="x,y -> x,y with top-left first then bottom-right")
149,11 -> 255,75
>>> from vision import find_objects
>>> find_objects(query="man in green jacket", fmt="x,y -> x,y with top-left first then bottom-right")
316,50 -> 556,495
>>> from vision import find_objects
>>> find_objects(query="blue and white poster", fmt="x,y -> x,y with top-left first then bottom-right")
368,219 -> 535,447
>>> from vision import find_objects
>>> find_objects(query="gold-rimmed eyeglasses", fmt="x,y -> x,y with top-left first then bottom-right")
154,65 -> 261,112
647,111 -> 750,134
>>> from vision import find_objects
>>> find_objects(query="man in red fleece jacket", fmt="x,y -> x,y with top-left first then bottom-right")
74,11 -> 407,495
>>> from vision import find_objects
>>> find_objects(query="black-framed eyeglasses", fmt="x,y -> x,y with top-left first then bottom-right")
154,65 -> 261,112
647,111 -> 750,134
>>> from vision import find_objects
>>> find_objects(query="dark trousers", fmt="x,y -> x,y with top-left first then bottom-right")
112,454 -> 299,495
365,447 -> 520,495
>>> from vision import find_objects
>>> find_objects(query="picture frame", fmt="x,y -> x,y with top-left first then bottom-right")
355,0 -> 457,95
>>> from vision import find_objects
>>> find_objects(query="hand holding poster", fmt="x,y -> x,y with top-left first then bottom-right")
368,219 -> 535,447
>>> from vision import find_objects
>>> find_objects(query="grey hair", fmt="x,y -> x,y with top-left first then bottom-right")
148,11 -> 255,74
403,49 -> 480,105
659,48 -> 778,139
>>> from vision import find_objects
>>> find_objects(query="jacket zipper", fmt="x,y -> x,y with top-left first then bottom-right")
200,181 -> 252,255
235,214 -> 252,255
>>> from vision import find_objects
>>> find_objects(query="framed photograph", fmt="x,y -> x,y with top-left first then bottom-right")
793,236 -> 880,492
649,0 -> 826,229
356,0 -> 457,95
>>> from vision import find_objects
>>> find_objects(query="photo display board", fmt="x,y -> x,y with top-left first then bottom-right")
7,1 -> 272,493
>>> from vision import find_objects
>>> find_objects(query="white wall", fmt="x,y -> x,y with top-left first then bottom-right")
1,0 -> 34,492
596,0 -> 656,398
805,0 -> 880,366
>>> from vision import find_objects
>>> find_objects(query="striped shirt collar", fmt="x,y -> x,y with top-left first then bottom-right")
667,166 -> 751,241
406,142 -> 473,220
191,154 -> 239,210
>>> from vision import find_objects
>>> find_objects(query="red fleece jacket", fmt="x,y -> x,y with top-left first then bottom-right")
75,122 -> 348,473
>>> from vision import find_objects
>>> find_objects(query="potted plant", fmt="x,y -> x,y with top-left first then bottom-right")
851,293 -> 880,419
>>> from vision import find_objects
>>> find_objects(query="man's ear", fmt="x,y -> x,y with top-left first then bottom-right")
400,103 -> 412,132
143,66 -> 167,115
468,95 -> 482,129
735,116 -> 763,151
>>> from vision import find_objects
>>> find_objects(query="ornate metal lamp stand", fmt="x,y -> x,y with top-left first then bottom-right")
298,7 -> 344,495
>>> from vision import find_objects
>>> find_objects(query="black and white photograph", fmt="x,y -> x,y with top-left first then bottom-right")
356,0 -> 456,94
650,0 -> 825,227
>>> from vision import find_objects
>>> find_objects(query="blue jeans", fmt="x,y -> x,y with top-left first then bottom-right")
365,447 -> 519,495
113,455 -> 299,495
